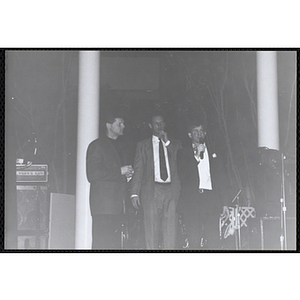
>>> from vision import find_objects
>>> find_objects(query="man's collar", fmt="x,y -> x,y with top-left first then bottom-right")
152,135 -> 160,142
192,142 -> 206,147
106,133 -> 118,140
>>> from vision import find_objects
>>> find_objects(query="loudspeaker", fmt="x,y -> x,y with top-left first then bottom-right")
17,185 -> 49,230
17,185 -> 49,249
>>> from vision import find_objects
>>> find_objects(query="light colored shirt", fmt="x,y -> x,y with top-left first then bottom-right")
152,135 -> 171,183
193,143 -> 212,190
131,136 -> 172,198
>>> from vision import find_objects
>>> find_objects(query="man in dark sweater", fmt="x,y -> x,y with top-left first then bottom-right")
86,112 -> 133,249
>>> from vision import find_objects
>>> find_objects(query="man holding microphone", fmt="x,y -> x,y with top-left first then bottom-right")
130,114 -> 181,250
177,121 -> 230,249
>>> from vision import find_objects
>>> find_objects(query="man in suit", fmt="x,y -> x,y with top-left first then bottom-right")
177,121 -> 229,249
130,114 -> 181,250
86,112 -> 134,249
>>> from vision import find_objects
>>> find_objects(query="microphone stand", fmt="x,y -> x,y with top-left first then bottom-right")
121,195 -> 129,249
280,153 -> 287,250
16,139 -> 32,163
16,133 -> 39,165
232,189 -> 242,250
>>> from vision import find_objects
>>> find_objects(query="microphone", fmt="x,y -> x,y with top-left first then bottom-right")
199,137 -> 205,160
200,151 -> 204,160
32,132 -> 38,156
33,138 -> 38,155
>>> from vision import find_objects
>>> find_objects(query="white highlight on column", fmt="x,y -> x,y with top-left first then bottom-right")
256,51 -> 279,150
75,51 -> 100,249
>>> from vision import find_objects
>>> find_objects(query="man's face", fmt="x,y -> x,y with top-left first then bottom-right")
149,115 -> 165,136
108,118 -> 125,137
188,125 -> 206,144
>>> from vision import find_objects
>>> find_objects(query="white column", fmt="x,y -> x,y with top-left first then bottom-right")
75,51 -> 100,249
256,51 -> 279,150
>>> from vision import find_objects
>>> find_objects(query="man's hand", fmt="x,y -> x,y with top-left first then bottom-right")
198,143 -> 205,153
194,144 -> 206,158
121,165 -> 134,178
131,196 -> 140,210
160,131 -> 168,143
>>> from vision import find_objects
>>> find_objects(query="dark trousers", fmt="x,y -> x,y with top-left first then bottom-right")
92,214 -> 123,249
143,184 -> 177,250
181,190 -> 221,250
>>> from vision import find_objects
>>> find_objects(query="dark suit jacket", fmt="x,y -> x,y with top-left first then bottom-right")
177,142 -> 230,213
130,137 -> 182,205
86,135 -> 127,215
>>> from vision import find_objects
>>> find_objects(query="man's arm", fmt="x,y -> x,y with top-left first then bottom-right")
130,141 -> 146,210
130,142 -> 145,196
160,131 -> 182,154
130,142 -> 145,209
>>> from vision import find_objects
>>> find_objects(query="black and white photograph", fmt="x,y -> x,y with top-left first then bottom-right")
1,1 -> 299,298
4,49 -> 297,252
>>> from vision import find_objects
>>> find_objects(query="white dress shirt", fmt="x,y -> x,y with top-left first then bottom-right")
152,135 -> 171,183
131,136 -> 172,199
193,143 -> 212,190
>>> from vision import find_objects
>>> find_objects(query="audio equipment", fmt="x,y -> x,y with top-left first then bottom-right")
16,184 -> 49,249
16,164 -> 48,183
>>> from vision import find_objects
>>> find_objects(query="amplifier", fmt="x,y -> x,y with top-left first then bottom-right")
16,164 -> 48,182
17,184 -> 50,249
